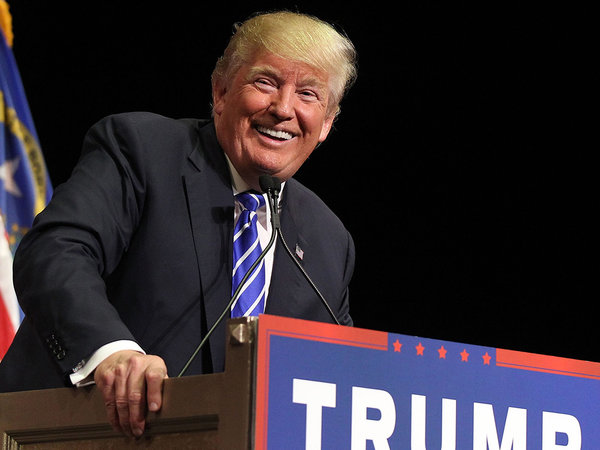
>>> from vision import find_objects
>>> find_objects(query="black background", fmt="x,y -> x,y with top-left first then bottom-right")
8,2 -> 594,361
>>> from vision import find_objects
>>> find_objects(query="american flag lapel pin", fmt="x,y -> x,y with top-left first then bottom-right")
295,243 -> 304,261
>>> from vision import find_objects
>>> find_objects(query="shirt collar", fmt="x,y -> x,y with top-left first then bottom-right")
225,154 -> 250,195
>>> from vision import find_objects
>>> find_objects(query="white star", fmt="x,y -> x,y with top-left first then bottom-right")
0,157 -> 22,197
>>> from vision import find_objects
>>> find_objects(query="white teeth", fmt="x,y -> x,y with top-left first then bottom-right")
257,125 -> 293,140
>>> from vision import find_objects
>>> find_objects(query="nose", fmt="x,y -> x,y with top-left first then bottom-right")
268,87 -> 294,120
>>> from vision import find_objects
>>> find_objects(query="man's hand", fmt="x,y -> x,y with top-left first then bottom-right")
94,350 -> 168,437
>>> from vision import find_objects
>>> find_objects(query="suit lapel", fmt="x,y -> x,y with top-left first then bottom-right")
183,122 -> 233,372
266,181 -> 308,317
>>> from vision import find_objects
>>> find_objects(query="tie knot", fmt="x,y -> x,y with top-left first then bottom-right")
236,191 -> 265,212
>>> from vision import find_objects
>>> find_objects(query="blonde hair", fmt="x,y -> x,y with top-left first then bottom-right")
212,11 -> 357,116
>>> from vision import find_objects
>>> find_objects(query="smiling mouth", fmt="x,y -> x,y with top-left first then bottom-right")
256,125 -> 294,141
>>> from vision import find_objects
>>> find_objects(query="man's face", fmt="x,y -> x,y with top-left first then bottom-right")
213,52 -> 335,190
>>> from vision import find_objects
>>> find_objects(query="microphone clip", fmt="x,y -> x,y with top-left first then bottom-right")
259,175 -> 281,230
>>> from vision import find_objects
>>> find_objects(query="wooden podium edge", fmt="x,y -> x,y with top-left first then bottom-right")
0,317 -> 258,449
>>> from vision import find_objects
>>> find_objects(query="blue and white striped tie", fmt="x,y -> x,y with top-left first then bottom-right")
231,191 -> 266,317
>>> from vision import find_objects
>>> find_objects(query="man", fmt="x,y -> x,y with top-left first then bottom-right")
0,11 -> 357,437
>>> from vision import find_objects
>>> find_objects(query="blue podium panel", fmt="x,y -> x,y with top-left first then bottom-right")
254,314 -> 599,449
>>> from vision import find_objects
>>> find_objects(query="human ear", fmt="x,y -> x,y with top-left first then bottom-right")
212,80 -> 227,116
318,113 -> 335,143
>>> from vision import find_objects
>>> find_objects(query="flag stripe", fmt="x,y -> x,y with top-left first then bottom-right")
1,2 -> 53,358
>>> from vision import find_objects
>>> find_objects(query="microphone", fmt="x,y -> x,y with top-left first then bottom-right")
178,175 -> 340,377
259,175 -> 340,326
177,182 -> 277,377
259,175 -> 281,229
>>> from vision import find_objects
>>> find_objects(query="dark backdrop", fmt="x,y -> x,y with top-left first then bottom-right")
8,2 -> 594,361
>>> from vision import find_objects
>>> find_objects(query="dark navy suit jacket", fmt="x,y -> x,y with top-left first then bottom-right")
0,112 -> 354,392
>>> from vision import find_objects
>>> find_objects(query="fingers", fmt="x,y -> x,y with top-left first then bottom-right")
97,370 -> 120,433
94,351 -> 167,437
146,362 -> 169,413
122,355 -> 146,437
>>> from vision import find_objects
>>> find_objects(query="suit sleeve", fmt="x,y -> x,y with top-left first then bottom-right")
13,114 -> 148,376
336,228 -> 355,326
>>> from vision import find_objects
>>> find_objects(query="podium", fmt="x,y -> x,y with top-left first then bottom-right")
0,317 -> 257,449
2,314 -> 600,448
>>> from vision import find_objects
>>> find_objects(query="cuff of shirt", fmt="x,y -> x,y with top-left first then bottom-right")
69,340 -> 146,387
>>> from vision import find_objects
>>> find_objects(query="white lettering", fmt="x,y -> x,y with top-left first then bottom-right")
411,394 -> 426,449
542,411 -> 582,450
441,398 -> 457,450
351,386 -> 396,450
473,403 -> 527,450
293,378 -> 337,450
290,381 -> 582,448
410,395 -> 457,450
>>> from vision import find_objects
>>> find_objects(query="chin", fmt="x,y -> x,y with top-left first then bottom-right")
251,159 -> 288,178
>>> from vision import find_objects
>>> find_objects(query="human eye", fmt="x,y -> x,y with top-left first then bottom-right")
253,75 -> 277,91
299,89 -> 317,98
297,88 -> 321,102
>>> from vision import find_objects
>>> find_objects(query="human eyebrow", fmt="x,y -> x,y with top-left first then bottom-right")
245,65 -> 281,82
298,76 -> 328,92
